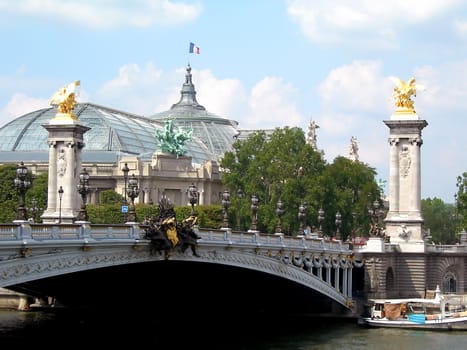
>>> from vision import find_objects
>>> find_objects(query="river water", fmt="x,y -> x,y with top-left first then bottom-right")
1,308 -> 467,349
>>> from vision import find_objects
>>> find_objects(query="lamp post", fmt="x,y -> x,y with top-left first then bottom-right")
187,183 -> 198,215
121,162 -> 129,222
221,189 -> 230,228
318,207 -> 325,237
58,186 -> 64,224
77,168 -> 90,222
335,211 -> 342,240
236,188 -> 244,230
14,161 -> 31,221
250,194 -> 259,232
275,199 -> 284,233
126,174 -> 139,223
298,202 -> 306,235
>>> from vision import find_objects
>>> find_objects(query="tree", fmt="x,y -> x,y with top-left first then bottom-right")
422,198 -> 457,244
455,172 -> 467,233
316,156 -> 380,240
221,127 -> 326,234
220,127 -> 382,238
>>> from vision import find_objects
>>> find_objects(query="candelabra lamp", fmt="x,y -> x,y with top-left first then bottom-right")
318,207 -> 325,237
250,195 -> 259,232
298,202 -> 306,235
126,174 -> 139,223
335,211 -> 342,240
275,199 -> 284,233
77,168 -> 90,221
14,161 -> 31,221
187,183 -> 198,215
221,189 -> 230,228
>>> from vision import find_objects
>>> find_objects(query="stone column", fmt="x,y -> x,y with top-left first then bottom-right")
384,113 -> 428,252
41,122 -> 90,224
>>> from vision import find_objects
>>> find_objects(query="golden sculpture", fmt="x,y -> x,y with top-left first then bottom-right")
50,80 -> 80,120
389,76 -> 424,113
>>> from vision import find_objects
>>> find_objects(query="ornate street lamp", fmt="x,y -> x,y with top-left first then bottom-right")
14,161 -> 31,221
250,194 -> 259,232
221,189 -> 230,228
236,188 -> 244,230
335,211 -> 342,240
187,183 -> 198,215
77,168 -> 90,222
318,207 -> 325,237
58,186 -> 64,224
126,174 -> 139,223
275,199 -> 284,233
298,202 -> 306,235
121,162 -> 130,222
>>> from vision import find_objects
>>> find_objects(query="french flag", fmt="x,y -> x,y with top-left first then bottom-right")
189,42 -> 200,54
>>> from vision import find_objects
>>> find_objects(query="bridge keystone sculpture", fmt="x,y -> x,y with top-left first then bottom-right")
144,196 -> 201,258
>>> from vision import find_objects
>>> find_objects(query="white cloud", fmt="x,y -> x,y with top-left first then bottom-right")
0,93 -> 49,127
318,60 -> 393,113
96,62 -> 163,115
286,0 -> 462,47
192,69 -> 247,120
0,0 -> 202,29
244,77 -> 304,129
453,19 -> 467,37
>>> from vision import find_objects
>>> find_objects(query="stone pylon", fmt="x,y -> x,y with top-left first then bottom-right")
41,82 -> 90,223
384,111 -> 428,252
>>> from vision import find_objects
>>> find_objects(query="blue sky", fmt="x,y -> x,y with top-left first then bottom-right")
0,0 -> 466,203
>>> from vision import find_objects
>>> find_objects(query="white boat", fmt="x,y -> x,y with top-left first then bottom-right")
358,286 -> 467,330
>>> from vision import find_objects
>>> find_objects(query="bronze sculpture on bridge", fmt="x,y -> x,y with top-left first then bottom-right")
144,196 -> 201,257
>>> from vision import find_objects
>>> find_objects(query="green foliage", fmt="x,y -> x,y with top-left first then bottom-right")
317,157 -> 380,239
0,165 -> 48,223
86,203 -> 223,228
455,172 -> 467,232
100,190 -> 124,204
0,164 -> 20,222
220,127 -> 382,238
422,198 -> 457,244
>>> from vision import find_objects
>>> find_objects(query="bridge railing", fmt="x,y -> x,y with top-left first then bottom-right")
0,223 -> 350,253
0,222 -> 143,242
200,229 -> 350,252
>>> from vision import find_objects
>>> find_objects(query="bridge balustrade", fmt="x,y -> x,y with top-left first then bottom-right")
0,223 -> 142,242
202,229 -> 349,252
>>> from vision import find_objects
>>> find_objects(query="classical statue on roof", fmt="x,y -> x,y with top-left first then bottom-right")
50,80 -> 80,119
154,119 -> 193,157
389,76 -> 425,113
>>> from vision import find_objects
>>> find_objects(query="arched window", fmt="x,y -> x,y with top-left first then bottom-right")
442,272 -> 457,294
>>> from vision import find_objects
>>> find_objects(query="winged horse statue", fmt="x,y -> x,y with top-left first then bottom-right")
389,76 -> 425,112
50,80 -> 80,117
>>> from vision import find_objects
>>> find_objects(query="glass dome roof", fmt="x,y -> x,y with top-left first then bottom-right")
0,103 -> 215,165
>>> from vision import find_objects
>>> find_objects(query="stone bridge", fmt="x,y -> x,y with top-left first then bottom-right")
0,222 -> 357,314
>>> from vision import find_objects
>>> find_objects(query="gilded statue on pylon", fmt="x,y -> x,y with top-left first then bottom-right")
389,76 -> 425,113
50,80 -> 80,119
